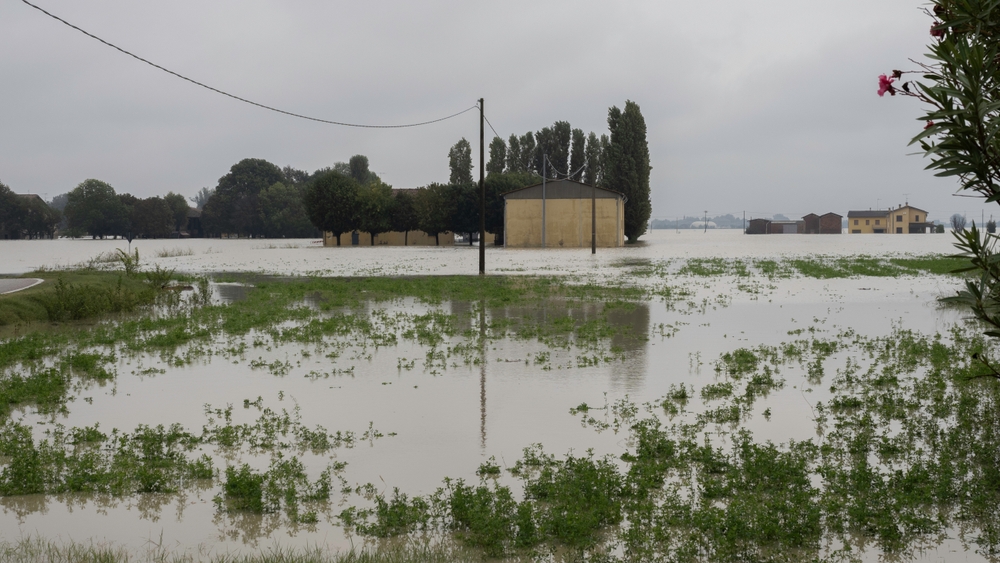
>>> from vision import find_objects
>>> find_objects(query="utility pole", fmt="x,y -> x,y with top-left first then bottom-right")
479,98 -> 485,275
591,180 -> 596,254
542,155 -> 547,248
704,210 -> 708,233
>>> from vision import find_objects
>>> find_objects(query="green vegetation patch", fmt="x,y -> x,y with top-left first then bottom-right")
0,270 -> 161,327
670,254 -> 966,280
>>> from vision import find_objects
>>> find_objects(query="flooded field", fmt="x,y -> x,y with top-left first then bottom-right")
0,231 -> 997,562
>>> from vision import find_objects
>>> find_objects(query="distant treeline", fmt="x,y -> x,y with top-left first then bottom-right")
0,181 -> 60,239
652,215 -> 749,229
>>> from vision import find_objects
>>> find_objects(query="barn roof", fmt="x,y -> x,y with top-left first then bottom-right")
847,210 -> 888,218
502,179 -> 624,200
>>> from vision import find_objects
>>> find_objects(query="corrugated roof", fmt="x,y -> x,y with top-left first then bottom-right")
502,180 -> 624,199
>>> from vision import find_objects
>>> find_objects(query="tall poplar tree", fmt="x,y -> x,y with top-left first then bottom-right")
551,121 -> 572,176
518,132 -> 536,173
583,132 -> 602,186
506,134 -> 522,173
487,137 -> 506,176
448,139 -> 474,185
605,101 -> 652,243
570,128 -> 586,180
532,127 -> 554,176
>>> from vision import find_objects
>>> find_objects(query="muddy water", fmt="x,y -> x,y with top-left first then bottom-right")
0,229 -> 959,277
0,232 -> 986,561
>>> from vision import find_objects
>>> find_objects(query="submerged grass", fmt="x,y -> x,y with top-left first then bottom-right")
0,536 -> 480,563
1,267 -> 997,561
668,254 -> 967,279
334,324 -> 1000,561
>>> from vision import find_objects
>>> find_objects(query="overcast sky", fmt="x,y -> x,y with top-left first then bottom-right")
1,0 -> 997,224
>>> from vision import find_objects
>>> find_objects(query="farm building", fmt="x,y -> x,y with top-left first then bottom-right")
322,230 -> 454,247
803,213 -> 842,234
502,179 -> 625,248
322,188 -> 455,247
847,210 -> 889,234
746,218 -> 771,234
769,220 -> 803,234
847,206 -> 929,234
747,213 -> 842,235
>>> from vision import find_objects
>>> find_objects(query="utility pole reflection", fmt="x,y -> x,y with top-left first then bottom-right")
479,297 -> 487,450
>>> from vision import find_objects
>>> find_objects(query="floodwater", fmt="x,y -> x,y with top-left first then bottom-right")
0,231 -> 987,561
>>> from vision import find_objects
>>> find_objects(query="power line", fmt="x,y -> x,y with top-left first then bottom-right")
482,112 -> 501,140
20,0 -> 478,129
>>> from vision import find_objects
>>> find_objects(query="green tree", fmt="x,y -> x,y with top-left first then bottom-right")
583,132 -> 602,186
451,183 -> 480,245
485,172 -> 536,245
259,182 -> 316,238
190,187 -> 213,210
281,166 -> 311,186
605,101 -> 652,242
891,1 -> 1000,374
533,127 -> 554,176
390,189 -> 419,245
303,171 -> 360,246
349,155 -> 380,185
0,181 -> 22,239
206,158 -> 284,237
64,179 -> 130,239
449,139 -> 474,186
130,197 -> 174,238
487,137 -> 506,176
217,158 -> 284,201
570,128 -> 586,180
20,195 -> 60,239
163,192 -> 189,233
414,183 -> 456,246
518,132 -> 536,173
506,134 -> 522,173
532,123 -> 571,177
200,195 -> 230,237
357,181 -> 395,245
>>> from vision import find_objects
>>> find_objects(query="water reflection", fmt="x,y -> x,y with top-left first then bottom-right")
479,299 -> 487,451
454,297 -> 650,451
213,283 -> 251,304
607,305 -> 651,393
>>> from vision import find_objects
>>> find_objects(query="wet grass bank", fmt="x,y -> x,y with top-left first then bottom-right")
0,270 -> 172,327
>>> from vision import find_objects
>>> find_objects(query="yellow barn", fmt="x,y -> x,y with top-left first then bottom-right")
503,179 -> 625,248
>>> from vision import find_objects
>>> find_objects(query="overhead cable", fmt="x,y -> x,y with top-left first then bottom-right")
482,112 -> 502,141
20,0 -> 478,128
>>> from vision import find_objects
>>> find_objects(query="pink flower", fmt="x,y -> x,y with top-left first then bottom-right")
931,23 -> 944,37
878,74 -> 896,97
925,121 -> 934,129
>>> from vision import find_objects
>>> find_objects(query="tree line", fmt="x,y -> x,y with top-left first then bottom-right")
478,100 -> 652,242
5,100 -> 650,243
43,180 -> 192,240
0,181 -> 60,239
308,99 -> 652,245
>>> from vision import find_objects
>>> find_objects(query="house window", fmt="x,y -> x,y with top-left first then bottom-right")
897,215 -> 903,222
866,220 -> 870,225
896,227 -> 902,234
854,219 -> 859,225
916,215 -> 920,222
875,219 -> 880,225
